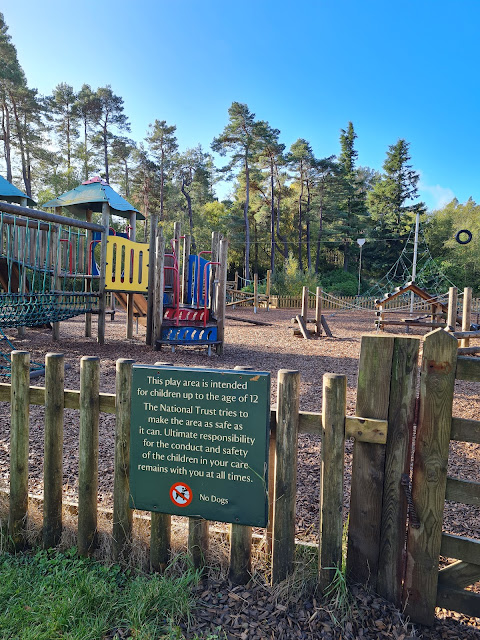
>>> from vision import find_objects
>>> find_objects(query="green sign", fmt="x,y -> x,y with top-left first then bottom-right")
130,365 -> 270,527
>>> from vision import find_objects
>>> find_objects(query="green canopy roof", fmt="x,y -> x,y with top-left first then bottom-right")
0,175 -> 36,206
42,177 -> 144,220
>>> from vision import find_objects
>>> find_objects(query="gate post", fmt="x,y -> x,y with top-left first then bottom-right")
403,329 -> 457,625
347,334 -> 419,600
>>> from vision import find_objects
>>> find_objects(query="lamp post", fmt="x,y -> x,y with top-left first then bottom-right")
357,238 -> 366,296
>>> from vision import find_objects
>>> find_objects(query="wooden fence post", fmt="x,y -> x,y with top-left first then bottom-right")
78,356 -> 100,556
315,287 -> 322,336
346,335 -> 395,587
266,269 -> 271,311
9,351 -> 30,549
272,369 -> 300,583
461,287 -> 472,348
254,273 -> 258,313
228,366 -> 254,584
153,232 -> 165,347
447,286 -> 458,332
113,358 -> 134,561
151,513 -> 171,572
377,336 -> 420,606
319,373 -> 346,590
188,517 -> 209,571
403,329 -> 458,625
43,353 -> 64,548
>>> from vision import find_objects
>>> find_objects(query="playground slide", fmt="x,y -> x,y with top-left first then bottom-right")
113,292 -> 148,326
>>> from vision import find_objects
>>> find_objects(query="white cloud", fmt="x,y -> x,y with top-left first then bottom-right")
418,180 -> 456,211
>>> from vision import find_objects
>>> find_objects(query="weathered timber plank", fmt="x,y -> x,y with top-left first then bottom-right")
295,314 -> 310,339
378,336 -> 419,607
9,351 -> 30,549
438,560 -> 480,589
112,359 -> 134,561
345,417 -> 388,444
441,533 -> 480,565
43,353 -> 64,548
346,334 -> 395,588
321,315 -> 333,337
456,356 -> 480,382
0,383 -> 115,413
403,329 -> 458,626
272,369 -> 300,583
77,357 -> 100,556
319,374 -> 346,591
445,477 -> 480,506
436,586 -> 480,618
450,418 -> 480,444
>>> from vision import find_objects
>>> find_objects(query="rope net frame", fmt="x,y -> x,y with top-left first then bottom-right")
0,210 -> 99,328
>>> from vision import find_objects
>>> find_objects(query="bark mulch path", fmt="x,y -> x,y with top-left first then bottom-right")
0,307 -> 478,638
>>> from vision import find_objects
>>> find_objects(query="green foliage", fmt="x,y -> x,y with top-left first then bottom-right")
319,268 -> 358,296
0,548 -> 200,639
271,252 -> 318,296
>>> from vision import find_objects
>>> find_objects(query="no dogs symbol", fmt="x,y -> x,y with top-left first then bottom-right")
170,482 -> 193,507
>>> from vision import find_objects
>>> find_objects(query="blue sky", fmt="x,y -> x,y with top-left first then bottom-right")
2,0 -> 478,210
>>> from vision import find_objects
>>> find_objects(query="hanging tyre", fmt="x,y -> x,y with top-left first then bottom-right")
455,229 -> 472,245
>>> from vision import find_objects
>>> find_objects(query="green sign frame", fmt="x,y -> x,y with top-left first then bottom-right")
130,365 -> 271,527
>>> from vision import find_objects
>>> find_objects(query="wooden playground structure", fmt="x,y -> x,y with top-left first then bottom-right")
0,179 -> 228,362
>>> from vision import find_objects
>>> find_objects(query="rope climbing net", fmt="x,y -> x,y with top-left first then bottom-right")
0,208 -> 100,328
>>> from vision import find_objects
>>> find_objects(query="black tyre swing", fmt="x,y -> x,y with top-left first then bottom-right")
455,229 -> 473,245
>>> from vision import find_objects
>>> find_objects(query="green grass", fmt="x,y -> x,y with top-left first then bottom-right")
0,548 -> 201,639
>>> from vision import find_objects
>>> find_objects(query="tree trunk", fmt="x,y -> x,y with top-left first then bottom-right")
181,179 -> 196,253
244,154 -> 251,281
315,199 -> 324,273
270,157 -> 275,272
306,179 -> 311,271
160,149 -> 165,222
10,93 -> 30,196
1,101 -> 13,183
298,166 -> 303,270
103,123 -> 109,183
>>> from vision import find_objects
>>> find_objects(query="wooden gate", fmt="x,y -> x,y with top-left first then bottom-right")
403,329 -> 480,625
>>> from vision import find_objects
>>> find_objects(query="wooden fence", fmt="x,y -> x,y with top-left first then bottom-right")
270,294 -> 480,313
0,330 -> 478,625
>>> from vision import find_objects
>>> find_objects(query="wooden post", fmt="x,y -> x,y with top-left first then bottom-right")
43,353 -> 64,548
215,238 -> 228,355
126,212 -> 137,340
52,208 -> 62,341
315,287 -> 322,336
272,369 -> 300,583
403,329 -> 458,626
254,273 -> 258,313
234,271 -> 239,291
228,366 -> 254,584
146,210 -> 158,345
113,359 -> 134,561
188,517 -> 209,571
9,351 -> 30,549
150,513 -> 171,572
85,209 -> 93,338
346,335 -> 395,588
377,336 -> 420,606
266,269 -> 271,311
78,356 -> 100,555
153,232 -> 165,348
319,373 -> 346,591
208,230 -> 220,314
447,286 -> 458,332
301,286 -> 309,322
17,197 -> 27,338
97,202 -> 109,344
461,287 -> 472,348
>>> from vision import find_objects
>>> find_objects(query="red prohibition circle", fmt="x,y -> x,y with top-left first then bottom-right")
169,482 -> 193,507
